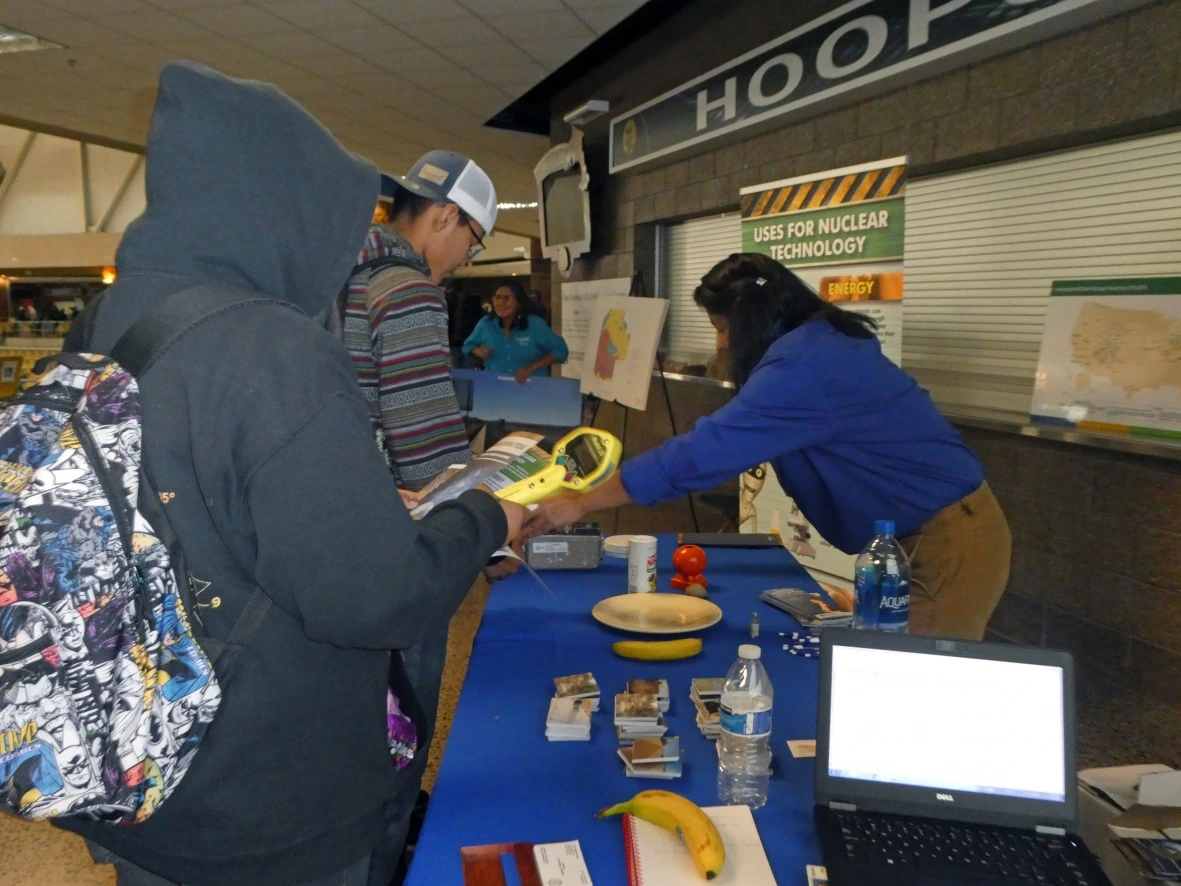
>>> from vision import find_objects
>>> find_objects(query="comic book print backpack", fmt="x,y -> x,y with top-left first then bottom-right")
0,286 -> 273,823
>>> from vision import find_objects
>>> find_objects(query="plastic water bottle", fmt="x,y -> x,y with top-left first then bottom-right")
717,644 -> 773,809
853,520 -> 910,633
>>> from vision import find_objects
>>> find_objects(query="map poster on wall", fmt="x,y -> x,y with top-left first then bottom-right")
1031,277 -> 1181,440
739,156 -> 907,365
558,277 -> 632,380
579,295 -> 668,411
737,157 -> 908,580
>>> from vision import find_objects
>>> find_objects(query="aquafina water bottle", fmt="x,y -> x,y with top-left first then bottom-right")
853,519 -> 910,632
717,644 -> 773,808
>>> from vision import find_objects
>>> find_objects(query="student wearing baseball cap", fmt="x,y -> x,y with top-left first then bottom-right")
342,150 -> 498,490
336,150 -> 508,884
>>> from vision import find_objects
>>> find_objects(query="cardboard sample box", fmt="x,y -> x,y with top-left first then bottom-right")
1077,765 -> 1179,886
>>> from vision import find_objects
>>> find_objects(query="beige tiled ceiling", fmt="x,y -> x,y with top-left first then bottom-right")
0,0 -> 648,233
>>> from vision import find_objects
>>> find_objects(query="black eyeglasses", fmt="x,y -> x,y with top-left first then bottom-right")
462,215 -> 485,260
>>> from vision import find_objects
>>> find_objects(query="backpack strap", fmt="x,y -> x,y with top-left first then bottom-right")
110,285 -> 299,652
111,285 -> 294,376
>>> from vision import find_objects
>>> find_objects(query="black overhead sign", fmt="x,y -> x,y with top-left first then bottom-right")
609,0 -> 1135,173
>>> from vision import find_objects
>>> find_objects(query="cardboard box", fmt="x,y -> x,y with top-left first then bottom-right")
1078,766 -> 1176,886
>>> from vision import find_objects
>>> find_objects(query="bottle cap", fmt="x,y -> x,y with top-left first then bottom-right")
738,644 -> 762,660
874,519 -> 895,537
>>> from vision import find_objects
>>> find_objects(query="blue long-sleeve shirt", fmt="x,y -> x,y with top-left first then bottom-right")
621,319 -> 984,553
462,314 -> 569,375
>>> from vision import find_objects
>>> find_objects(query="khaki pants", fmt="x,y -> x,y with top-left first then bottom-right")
900,482 -> 1012,641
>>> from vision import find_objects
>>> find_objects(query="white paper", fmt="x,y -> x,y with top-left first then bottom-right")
626,805 -> 776,886
559,278 -> 632,380
1080,765 -> 1173,811
533,840 -> 593,885
1139,770 -> 1181,807
490,545 -> 556,598
579,295 -> 668,411
411,433 -> 548,518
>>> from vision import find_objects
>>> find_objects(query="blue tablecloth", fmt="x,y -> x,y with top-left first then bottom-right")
404,536 -> 827,886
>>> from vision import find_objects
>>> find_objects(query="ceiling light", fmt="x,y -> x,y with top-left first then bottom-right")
497,201 -> 538,210
0,25 -> 63,54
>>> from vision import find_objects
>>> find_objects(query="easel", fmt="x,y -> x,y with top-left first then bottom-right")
584,271 -> 701,533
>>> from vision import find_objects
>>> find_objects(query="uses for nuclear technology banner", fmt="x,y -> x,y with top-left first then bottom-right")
741,155 -> 907,365
739,157 -> 908,580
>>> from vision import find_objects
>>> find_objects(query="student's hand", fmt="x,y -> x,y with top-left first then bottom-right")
514,367 -> 531,385
472,345 -> 493,360
397,488 -> 421,509
484,540 -> 523,582
524,492 -> 584,537
499,499 -> 528,547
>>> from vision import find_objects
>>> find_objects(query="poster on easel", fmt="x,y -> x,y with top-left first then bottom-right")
579,295 -> 668,411
739,156 -> 909,579
558,277 -> 632,380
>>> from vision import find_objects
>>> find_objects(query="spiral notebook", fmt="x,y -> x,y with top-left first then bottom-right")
621,805 -> 777,885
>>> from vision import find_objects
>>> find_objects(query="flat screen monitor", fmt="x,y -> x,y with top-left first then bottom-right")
826,644 -> 1067,803
542,167 -> 587,248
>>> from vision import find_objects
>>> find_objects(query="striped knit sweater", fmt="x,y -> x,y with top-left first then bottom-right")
342,225 -> 472,490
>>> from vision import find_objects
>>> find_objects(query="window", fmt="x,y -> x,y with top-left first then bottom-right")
660,212 -> 741,364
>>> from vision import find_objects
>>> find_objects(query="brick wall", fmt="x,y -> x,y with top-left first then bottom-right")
553,0 -> 1181,286
548,0 -> 1181,715
970,427 -> 1181,714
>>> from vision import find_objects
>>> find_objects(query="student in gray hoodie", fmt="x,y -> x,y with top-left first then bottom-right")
56,61 -> 524,886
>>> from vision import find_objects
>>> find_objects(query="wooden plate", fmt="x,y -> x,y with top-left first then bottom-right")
591,593 -> 722,634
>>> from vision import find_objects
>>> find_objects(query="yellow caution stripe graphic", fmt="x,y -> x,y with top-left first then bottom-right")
741,164 -> 907,219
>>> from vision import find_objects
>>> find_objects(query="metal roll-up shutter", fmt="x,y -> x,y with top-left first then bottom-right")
904,128 -> 1181,419
661,212 -> 741,363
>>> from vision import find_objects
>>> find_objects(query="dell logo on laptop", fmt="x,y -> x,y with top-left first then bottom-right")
936,793 -> 955,802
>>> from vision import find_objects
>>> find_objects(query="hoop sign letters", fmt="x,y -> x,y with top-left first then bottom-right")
609,0 -> 1141,172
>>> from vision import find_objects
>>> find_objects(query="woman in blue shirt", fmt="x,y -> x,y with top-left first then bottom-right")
529,253 -> 1011,640
463,282 -> 569,384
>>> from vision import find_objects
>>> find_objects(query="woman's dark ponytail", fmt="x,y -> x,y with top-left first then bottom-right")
693,253 -> 877,386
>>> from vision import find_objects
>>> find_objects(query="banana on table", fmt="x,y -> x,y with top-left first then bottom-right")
612,638 -> 703,660
598,789 -> 726,880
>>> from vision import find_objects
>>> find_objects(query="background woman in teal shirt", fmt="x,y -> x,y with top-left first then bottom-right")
463,282 -> 569,384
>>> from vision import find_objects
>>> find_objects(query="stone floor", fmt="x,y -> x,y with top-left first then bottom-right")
1,573 -> 1176,885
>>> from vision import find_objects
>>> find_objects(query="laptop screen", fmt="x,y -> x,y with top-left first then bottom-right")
826,644 -> 1067,803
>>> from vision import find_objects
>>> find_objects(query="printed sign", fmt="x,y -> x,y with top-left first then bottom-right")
610,0 -> 1140,171
1031,277 -> 1181,440
741,157 -> 907,364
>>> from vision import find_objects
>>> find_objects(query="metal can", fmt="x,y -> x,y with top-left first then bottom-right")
627,535 -> 658,593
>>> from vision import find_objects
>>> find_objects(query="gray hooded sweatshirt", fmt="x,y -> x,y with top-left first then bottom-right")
57,61 -> 506,885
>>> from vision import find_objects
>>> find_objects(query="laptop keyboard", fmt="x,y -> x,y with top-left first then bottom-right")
836,811 -> 1096,885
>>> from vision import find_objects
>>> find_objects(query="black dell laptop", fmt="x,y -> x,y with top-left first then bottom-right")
814,629 -> 1112,886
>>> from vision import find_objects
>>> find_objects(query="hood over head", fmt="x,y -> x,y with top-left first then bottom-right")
91,61 -> 379,351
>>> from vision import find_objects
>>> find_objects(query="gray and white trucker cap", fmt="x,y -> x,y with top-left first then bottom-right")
390,150 -> 498,235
